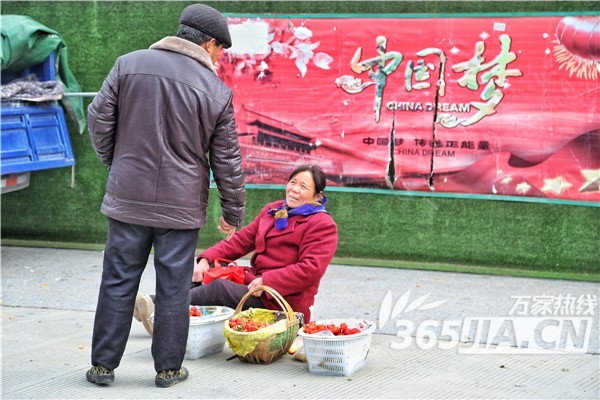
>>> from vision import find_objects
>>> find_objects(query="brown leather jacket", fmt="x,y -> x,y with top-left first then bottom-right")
88,37 -> 245,230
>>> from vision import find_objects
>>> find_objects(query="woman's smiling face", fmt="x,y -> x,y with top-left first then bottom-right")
285,170 -> 320,208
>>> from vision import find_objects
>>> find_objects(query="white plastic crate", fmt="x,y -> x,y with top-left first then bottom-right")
185,306 -> 234,360
298,319 -> 375,376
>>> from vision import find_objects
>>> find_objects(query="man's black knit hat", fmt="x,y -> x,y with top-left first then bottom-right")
179,4 -> 232,48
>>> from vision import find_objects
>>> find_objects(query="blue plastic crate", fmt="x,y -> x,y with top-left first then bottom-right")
1,103 -> 75,175
1,52 -> 57,84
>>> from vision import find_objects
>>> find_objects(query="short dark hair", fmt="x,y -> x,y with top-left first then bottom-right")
288,165 -> 327,195
176,23 -> 213,46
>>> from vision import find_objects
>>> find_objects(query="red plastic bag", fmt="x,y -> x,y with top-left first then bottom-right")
202,258 -> 245,285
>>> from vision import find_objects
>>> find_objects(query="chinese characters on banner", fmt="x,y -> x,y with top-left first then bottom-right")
219,16 -> 600,202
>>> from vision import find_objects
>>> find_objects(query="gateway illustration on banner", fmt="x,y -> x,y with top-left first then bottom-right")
218,15 -> 599,202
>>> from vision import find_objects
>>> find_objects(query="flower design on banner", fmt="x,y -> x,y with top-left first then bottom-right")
220,19 -> 333,81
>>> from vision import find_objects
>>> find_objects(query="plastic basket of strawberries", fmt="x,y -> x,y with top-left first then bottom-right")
298,318 -> 375,376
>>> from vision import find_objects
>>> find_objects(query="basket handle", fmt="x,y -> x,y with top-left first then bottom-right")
235,285 -> 297,323
214,258 -> 237,267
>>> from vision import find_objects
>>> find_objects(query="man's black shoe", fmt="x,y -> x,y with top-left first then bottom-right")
155,366 -> 189,388
86,364 -> 114,385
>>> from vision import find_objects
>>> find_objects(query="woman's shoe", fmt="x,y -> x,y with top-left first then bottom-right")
134,292 -> 154,336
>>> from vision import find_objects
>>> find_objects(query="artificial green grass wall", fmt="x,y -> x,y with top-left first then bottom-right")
1,1 -> 599,276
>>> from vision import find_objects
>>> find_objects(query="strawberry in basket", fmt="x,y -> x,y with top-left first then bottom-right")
228,317 -> 270,332
303,321 -> 362,335
189,306 -> 204,317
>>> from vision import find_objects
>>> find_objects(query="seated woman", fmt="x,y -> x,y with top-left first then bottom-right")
134,164 -> 338,335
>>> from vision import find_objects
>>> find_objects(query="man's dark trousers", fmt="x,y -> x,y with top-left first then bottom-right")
91,217 -> 199,372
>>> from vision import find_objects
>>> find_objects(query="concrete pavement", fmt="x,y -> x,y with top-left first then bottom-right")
1,246 -> 598,399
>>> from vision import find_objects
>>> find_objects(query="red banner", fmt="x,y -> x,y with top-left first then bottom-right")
219,15 -> 600,202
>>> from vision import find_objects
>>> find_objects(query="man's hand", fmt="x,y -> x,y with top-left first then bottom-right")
193,258 -> 211,283
218,216 -> 236,240
248,277 -> 264,297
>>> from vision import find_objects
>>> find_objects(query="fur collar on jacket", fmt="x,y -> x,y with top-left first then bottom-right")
149,36 -> 217,75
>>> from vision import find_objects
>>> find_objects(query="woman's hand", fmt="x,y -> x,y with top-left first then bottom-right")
248,277 -> 264,297
193,258 -> 211,282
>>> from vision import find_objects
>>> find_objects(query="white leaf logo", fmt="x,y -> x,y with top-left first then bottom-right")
391,289 -> 411,318
378,289 -> 448,329
415,299 -> 448,310
404,293 -> 431,313
378,290 -> 393,330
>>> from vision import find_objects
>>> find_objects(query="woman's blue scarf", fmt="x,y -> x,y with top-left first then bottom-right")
268,197 -> 329,230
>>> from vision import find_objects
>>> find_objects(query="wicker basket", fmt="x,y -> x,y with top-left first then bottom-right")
224,285 -> 300,364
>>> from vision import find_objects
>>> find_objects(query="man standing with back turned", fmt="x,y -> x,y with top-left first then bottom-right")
86,4 -> 245,388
